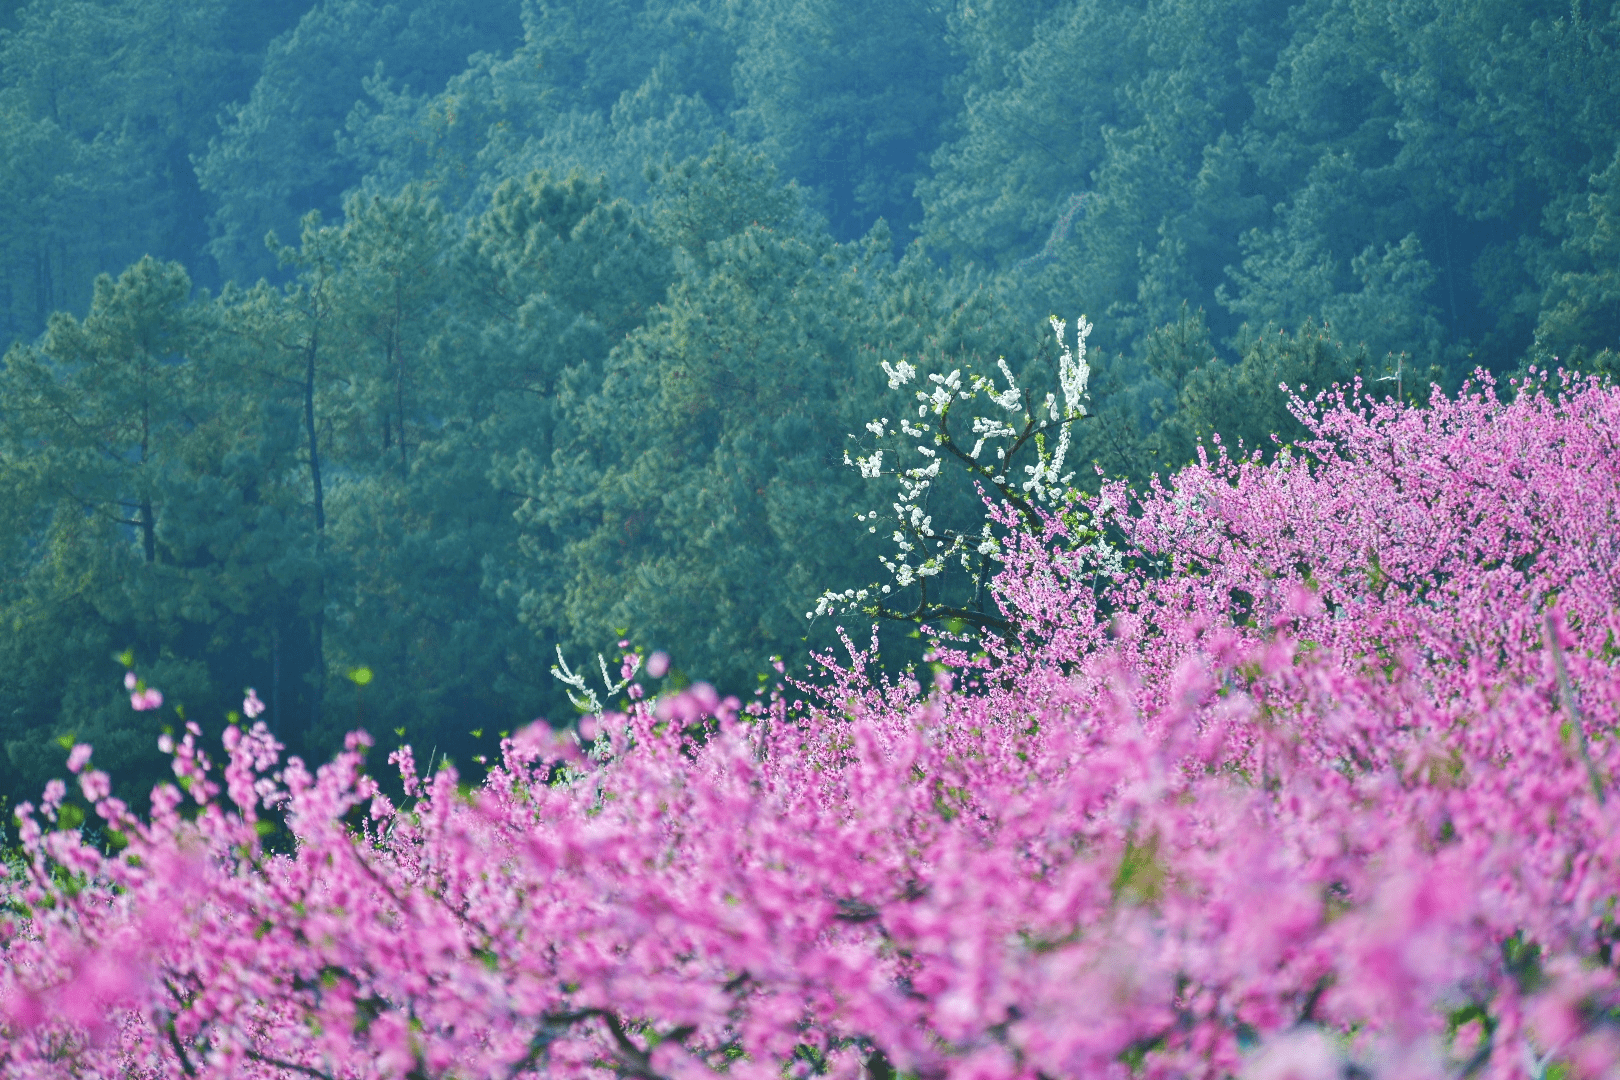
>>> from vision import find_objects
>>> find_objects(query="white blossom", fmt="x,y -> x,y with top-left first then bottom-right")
1050,314 -> 1092,418
881,359 -> 916,388
986,358 -> 1022,410
551,645 -> 638,720
815,315 -> 1100,624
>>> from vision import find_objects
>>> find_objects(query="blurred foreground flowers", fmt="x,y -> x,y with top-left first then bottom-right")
3,370 -> 1620,1079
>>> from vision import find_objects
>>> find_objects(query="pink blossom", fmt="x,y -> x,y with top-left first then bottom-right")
241,688 -> 264,719
2,376 -> 1619,1079
77,769 -> 110,803
1243,1030 -> 1343,1080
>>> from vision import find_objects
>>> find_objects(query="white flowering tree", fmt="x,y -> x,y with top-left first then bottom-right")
814,315 -> 1095,632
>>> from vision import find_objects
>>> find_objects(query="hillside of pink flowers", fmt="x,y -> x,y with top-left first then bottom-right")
3,372 -> 1620,1079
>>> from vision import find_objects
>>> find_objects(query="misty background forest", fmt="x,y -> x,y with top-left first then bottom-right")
0,0 -> 1615,806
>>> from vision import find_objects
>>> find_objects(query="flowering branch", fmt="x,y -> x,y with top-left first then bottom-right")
6,372 -> 1620,1080
551,644 -> 641,718
815,315 -> 1093,631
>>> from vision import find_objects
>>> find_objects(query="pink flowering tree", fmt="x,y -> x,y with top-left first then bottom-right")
3,365 -> 1620,1080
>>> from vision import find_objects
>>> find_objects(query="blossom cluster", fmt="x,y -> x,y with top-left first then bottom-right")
3,371 -> 1620,1080
818,316 -> 1092,628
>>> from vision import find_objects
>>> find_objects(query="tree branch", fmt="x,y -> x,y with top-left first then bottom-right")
244,1049 -> 337,1080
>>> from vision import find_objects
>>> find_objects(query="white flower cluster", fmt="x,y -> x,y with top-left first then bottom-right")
880,359 -> 916,388
551,645 -> 638,718
811,315 -> 1094,625
1051,314 -> 1092,420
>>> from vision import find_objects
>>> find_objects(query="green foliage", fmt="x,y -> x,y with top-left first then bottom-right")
0,0 -> 275,337
196,0 -> 521,282
0,0 -> 1619,806
1534,144 -> 1620,377
507,145 -> 879,687
732,0 -> 961,240
342,0 -> 733,220
1156,319 -> 1367,467
0,256 -> 308,800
